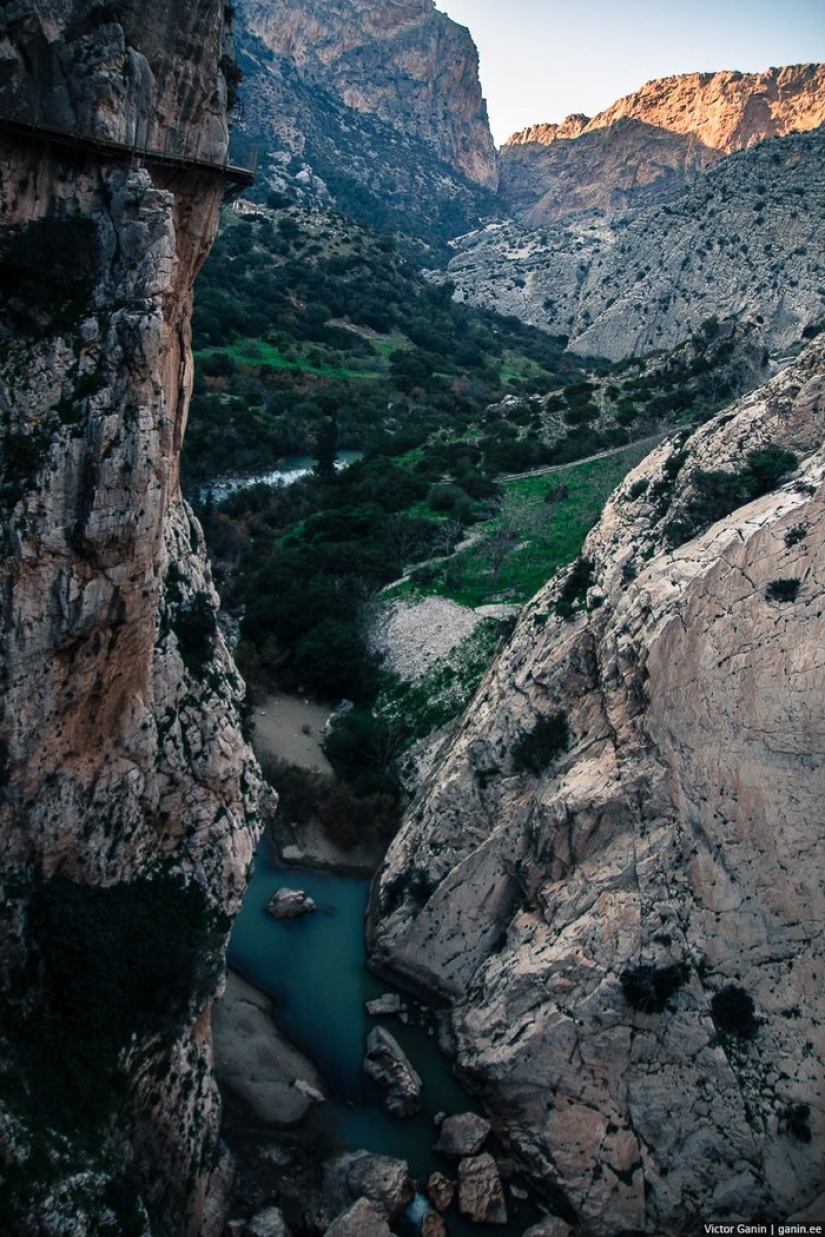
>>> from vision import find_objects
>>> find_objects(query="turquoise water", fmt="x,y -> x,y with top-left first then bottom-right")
227,835 -> 543,1233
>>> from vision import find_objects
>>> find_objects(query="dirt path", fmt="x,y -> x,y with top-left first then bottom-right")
499,432 -> 666,483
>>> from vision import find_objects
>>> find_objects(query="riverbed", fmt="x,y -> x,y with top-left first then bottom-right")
227,834 -> 542,1235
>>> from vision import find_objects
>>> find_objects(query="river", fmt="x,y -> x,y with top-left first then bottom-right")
227,833 -> 543,1236
199,450 -> 363,503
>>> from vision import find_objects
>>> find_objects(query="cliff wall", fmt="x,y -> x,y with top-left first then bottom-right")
0,5 -> 263,1233
369,338 -> 825,1231
239,0 -> 497,192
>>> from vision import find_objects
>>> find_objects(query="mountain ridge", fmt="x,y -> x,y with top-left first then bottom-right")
500,64 -> 825,226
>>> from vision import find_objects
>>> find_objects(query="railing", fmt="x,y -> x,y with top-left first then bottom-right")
0,112 -> 256,200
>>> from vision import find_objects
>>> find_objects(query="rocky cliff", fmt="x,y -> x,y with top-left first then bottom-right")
229,0 -> 497,248
445,125 -> 825,360
501,64 -> 825,225
0,4 -> 264,1234
369,337 -> 825,1231
240,0 -> 497,189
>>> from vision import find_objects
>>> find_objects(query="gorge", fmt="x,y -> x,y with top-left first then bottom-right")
1,0 -> 824,1234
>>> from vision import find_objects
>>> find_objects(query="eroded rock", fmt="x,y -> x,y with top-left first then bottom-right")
426,1172 -> 455,1212
212,972 -> 329,1126
338,1151 -> 415,1220
324,1198 -> 391,1237
421,1210 -> 447,1237
246,1206 -> 291,1237
369,337 -> 825,1231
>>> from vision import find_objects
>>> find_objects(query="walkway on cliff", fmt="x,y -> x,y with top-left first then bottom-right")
0,114 -> 255,201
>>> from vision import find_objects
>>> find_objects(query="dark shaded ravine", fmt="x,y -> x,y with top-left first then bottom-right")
227,832 -> 544,1236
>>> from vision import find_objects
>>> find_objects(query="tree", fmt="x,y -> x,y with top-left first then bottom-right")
314,415 -> 338,481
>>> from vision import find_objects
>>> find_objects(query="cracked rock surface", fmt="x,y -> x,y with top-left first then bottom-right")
368,337 -> 825,1232
0,5 -> 263,1235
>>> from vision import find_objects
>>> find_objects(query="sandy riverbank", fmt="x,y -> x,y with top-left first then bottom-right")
250,693 -> 384,874
251,694 -> 333,774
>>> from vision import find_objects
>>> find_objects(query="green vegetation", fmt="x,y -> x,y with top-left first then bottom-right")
766,578 -> 802,603
186,203 -> 778,848
258,753 -> 401,852
621,962 -> 689,1014
711,985 -> 758,1039
377,619 -> 510,748
664,444 -> 798,547
185,205 -> 583,486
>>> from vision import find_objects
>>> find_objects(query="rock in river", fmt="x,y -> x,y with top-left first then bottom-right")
335,1151 -> 415,1220
457,1154 -> 507,1225
212,972 -> 329,1126
324,1198 -> 391,1237
363,1026 -> 422,1117
433,1112 -> 491,1159
426,1172 -> 455,1212
267,888 -> 317,919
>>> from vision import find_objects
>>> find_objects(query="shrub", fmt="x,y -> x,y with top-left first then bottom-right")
20,872 -> 227,1132
621,962 -> 689,1013
318,783 -> 401,850
665,445 -> 799,548
766,578 -> 801,603
784,523 -> 807,548
780,1102 -> 812,1143
512,710 -> 571,775
555,556 -> 594,620
711,985 -> 757,1039
258,754 -> 334,826
173,592 -> 217,674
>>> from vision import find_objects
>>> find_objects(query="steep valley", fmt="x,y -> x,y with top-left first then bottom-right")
1,1 -> 824,1234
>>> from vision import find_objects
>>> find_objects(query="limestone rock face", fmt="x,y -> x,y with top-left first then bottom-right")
239,0 -> 497,190
368,337 -> 825,1231
0,4 -> 263,1234
501,64 -> 825,225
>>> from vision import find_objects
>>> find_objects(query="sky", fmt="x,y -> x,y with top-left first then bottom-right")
435,0 -> 825,145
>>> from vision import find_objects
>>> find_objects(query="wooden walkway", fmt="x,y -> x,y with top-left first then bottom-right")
0,114 -> 255,201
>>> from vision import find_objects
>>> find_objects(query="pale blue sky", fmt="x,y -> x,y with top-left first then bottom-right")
436,0 -> 825,144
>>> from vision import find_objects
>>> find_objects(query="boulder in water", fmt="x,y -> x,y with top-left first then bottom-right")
457,1153 -> 507,1225
426,1172 -> 455,1212
266,888 -> 317,919
324,1198 -> 391,1237
433,1112 -> 491,1159
363,1026 -> 422,1117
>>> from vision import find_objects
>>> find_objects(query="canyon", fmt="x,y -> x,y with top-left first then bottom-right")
1,0 -> 823,1233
